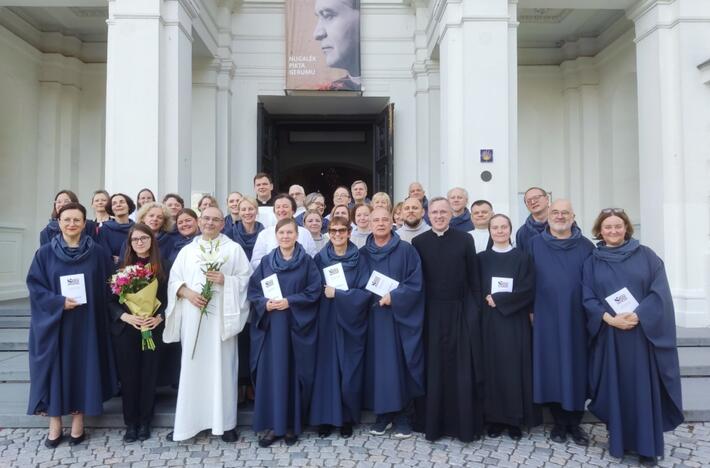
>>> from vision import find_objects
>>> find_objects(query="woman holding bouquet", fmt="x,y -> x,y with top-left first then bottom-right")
27,202 -> 117,448
109,223 -> 167,443
248,218 -> 322,447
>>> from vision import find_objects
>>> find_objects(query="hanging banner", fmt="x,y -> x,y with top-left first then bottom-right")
286,0 -> 361,91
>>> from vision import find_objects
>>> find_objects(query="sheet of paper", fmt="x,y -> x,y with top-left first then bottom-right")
323,262 -> 349,291
491,277 -> 514,294
365,270 -> 400,297
605,287 -> 640,314
60,273 -> 87,305
261,273 -> 284,300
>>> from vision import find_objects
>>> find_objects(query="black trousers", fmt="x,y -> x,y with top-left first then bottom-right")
112,324 -> 162,426
547,403 -> 584,428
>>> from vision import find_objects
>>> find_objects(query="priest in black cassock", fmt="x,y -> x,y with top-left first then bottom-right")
478,214 -> 540,440
529,199 -> 593,446
361,207 -> 425,439
412,197 -> 484,442
515,187 -> 549,253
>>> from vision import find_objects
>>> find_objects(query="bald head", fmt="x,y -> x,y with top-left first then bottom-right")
548,199 -> 575,238
370,207 -> 393,243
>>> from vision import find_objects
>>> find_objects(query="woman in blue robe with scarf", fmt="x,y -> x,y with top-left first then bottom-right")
27,202 -> 117,448
167,209 -> 200,266
310,216 -> 371,438
248,218 -> 321,447
40,190 -> 97,245
98,193 -> 135,266
582,209 -> 683,466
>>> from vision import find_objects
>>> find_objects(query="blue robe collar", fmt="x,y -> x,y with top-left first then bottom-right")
524,214 -> 547,234
593,238 -> 640,262
51,234 -> 94,262
318,240 -> 360,269
365,232 -> 401,261
232,221 -> 264,252
270,242 -> 308,272
103,219 -> 134,232
450,208 -> 472,229
541,224 -> 583,250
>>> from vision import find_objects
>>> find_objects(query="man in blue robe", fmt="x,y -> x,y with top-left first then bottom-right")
361,207 -> 425,439
515,187 -> 549,253
530,199 -> 593,446
447,187 -> 474,232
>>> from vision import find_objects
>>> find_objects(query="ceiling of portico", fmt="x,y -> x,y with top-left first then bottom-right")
6,6 -> 108,42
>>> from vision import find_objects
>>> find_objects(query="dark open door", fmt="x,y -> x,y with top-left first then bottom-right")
373,103 -> 394,197
257,102 -> 279,189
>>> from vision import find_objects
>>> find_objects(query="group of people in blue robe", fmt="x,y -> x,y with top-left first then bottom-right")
26,183 -> 683,466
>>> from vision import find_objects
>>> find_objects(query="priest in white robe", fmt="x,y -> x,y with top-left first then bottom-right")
164,206 -> 252,442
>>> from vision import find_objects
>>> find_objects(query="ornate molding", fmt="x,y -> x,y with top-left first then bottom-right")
518,8 -> 572,24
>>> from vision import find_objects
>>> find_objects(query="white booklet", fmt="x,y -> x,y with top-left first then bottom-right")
60,273 -> 87,305
491,277 -> 514,294
366,270 -> 400,297
605,287 -> 640,314
323,262 -> 349,291
260,273 -> 284,300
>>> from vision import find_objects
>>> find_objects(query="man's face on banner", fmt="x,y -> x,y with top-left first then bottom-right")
313,0 -> 360,75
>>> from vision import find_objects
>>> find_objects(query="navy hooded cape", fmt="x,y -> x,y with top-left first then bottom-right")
530,227 -> 593,410
97,219 -> 134,265
515,215 -> 547,253
449,209 -> 474,232
309,242 -> 371,426
360,233 -> 425,414
40,219 -> 98,246
225,221 -> 264,261
582,240 -> 683,458
26,235 -> 118,416
248,243 -> 321,436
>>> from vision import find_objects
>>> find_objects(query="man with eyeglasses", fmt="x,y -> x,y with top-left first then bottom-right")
516,187 -> 550,252
163,206 -> 252,443
327,186 -> 352,221
396,197 -> 430,244
288,184 -> 307,216
528,199 -> 594,447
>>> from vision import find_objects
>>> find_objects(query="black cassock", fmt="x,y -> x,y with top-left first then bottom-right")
412,228 -> 484,442
478,247 -> 541,429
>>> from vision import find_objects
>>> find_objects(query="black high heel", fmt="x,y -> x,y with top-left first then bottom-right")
44,433 -> 64,449
68,432 -> 86,446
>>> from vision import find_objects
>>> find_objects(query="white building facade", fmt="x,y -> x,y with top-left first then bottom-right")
0,0 -> 709,327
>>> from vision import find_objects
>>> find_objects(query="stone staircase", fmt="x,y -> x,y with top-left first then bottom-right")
1,299 -> 709,427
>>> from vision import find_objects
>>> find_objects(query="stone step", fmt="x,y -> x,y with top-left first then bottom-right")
0,315 -> 30,329
0,329 -> 28,351
677,327 -> 710,347
0,298 -> 30,316
678,347 -> 710,377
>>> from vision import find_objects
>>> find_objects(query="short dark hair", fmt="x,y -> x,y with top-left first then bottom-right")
51,190 -> 79,218
471,199 -> 493,210
591,209 -> 634,241
253,172 -> 273,184
275,217 -> 298,232
57,202 -> 87,221
524,187 -> 547,199
273,193 -> 297,213
176,208 -> 199,222
329,216 -> 352,231
162,193 -> 185,207
106,193 -> 136,216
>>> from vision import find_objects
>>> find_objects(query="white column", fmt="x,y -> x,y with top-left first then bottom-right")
438,0 -> 517,213
191,61 -> 218,199
628,0 -> 710,326
104,0 -> 196,200
215,60 -> 234,204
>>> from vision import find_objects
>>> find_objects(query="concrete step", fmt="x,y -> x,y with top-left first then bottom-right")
0,298 -> 30,315
0,352 -> 26,382
677,327 -> 710,347
0,315 -> 30,329
678,347 -> 710,377
0,329 -> 28,351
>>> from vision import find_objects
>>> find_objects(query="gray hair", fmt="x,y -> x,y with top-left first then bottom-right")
428,196 -> 452,212
304,192 -> 325,207
446,186 -> 469,201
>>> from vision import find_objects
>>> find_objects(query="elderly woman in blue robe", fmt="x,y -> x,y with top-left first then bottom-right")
27,202 -> 117,448
582,208 -> 683,466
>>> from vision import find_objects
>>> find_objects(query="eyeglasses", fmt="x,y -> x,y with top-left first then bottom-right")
200,216 -> 223,223
328,227 -> 349,235
525,194 -> 546,204
550,210 -> 572,218
601,208 -> 625,215
60,218 -> 84,225
131,236 -> 151,244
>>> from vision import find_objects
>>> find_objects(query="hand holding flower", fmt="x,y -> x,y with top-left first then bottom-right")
204,271 -> 224,285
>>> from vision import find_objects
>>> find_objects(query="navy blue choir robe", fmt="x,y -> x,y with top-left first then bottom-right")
167,233 -> 198,267
412,228 -> 484,442
295,212 -> 330,234
360,233 -> 425,414
26,235 -> 118,416
449,209 -> 474,232
515,215 -> 547,253
40,219 -> 98,245
530,227 -> 593,411
310,242 -> 371,427
97,219 -> 134,266
479,247 -> 541,429
582,239 -> 683,458
222,214 -> 237,235
248,244 -> 321,436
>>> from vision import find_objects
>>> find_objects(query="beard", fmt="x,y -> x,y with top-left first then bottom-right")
404,218 -> 422,228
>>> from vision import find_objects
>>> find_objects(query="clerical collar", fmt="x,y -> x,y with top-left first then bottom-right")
492,244 -> 513,253
432,227 -> 449,237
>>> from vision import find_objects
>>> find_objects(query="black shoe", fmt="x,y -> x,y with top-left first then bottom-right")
639,455 -> 657,466
549,425 -> 567,443
567,425 -> 589,446
221,429 -> 239,442
166,431 -> 174,442
123,426 -> 138,443
318,424 -> 333,438
44,433 -> 64,449
284,433 -> 298,446
340,423 -> 353,438
258,432 -> 279,448
508,426 -> 522,441
68,432 -> 86,446
487,423 -> 504,438
137,424 -> 151,441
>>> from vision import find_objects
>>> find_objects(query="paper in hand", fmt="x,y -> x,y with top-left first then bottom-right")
261,273 -> 284,300
60,273 -> 87,305
323,262 -> 349,291
491,277 -> 514,294
605,287 -> 640,314
365,270 -> 399,297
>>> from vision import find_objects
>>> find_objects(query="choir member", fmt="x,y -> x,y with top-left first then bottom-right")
350,180 -> 369,207
447,187 -> 474,231
27,202 -> 117,448
132,188 -> 156,222
99,193 -> 136,266
91,190 -> 111,225
296,193 -> 329,234
407,181 -> 429,224
167,209 -> 199,266
361,207 -> 425,438
39,190 -> 96,245
197,194 -> 219,214
515,187 -> 549,253
132,202 -> 176,270
161,193 -> 184,223
468,199 -> 494,253
412,197 -> 483,442
109,223 -> 167,443
163,207 -> 251,442
310,216 -> 371,438
371,192 -> 392,212
392,202 -> 404,230
248,218 -> 321,447
350,203 -> 372,249
329,186 -> 352,219
330,204 -> 351,224
223,191 -> 243,233
303,210 -> 329,252
396,197 -> 430,244
288,184 -> 306,216
478,214 -> 540,440
582,208 -> 683,465
530,199 -> 593,445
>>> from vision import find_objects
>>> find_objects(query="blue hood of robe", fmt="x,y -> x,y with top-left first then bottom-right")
592,238 -> 640,262
364,232 -> 401,262
51,234 -> 94,262
270,242 -> 308,272
318,240 -> 360,269
540,224 -> 584,250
